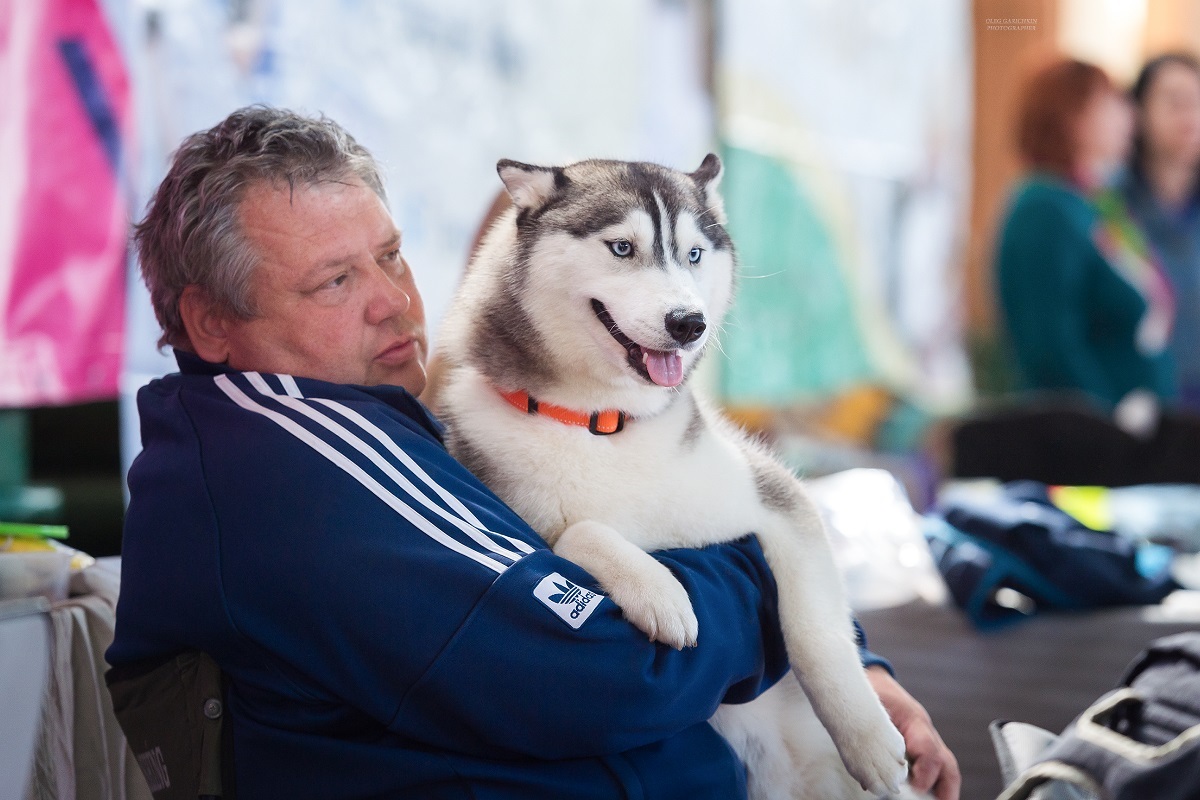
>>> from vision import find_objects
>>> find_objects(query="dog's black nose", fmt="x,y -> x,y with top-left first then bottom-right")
665,311 -> 707,346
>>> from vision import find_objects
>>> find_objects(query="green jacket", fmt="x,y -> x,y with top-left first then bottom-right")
996,174 -> 1175,410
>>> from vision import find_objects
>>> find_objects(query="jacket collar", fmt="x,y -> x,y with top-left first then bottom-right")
172,348 -> 445,442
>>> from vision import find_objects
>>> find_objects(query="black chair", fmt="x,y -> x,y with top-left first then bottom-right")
106,651 -> 235,799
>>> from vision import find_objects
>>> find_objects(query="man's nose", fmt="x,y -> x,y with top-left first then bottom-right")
366,264 -> 411,323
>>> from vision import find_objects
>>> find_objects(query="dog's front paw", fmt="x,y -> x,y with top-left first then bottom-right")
607,566 -> 699,650
835,716 -> 908,797
550,520 -> 698,649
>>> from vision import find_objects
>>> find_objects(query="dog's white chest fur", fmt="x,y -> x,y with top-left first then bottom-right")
445,370 -> 756,550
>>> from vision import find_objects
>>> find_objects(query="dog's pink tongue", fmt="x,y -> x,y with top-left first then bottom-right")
643,349 -> 684,387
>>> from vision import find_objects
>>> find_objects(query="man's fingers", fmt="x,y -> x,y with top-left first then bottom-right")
933,753 -> 962,800
908,751 -> 962,800
864,667 -> 960,800
903,723 -> 961,800
901,725 -> 940,789
907,751 -> 939,792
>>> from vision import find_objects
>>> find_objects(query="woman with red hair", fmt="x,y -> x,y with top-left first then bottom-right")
997,58 -> 1175,431
955,59 -> 1200,486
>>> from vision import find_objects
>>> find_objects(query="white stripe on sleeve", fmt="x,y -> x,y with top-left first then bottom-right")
214,374 -> 510,575
312,397 -> 537,556
241,372 -> 527,563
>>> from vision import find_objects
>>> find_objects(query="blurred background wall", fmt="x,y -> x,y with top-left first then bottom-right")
64,0 -> 973,476
4,0 -> 1200,556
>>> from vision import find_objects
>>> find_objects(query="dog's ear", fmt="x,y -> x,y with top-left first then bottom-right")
690,153 -> 726,224
497,159 -> 564,211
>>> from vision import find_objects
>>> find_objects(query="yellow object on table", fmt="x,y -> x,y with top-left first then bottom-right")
0,521 -> 93,600
1047,485 -> 1113,532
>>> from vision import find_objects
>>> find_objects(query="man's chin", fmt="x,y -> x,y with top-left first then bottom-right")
369,361 -> 427,395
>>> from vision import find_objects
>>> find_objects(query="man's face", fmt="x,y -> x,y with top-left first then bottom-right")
222,177 -> 428,394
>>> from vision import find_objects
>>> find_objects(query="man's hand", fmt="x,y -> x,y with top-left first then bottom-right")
866,665 -> 961,800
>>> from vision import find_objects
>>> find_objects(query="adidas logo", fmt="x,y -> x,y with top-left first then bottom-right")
548,579 -> 582,605
534,572 -> 604,629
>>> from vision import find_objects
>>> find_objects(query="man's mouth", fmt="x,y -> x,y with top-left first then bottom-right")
375,336 -> 419,365
590,299 -> 683,387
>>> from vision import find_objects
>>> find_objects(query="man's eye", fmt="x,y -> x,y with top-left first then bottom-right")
383,249 -> 407,277
324,273 -> 349,289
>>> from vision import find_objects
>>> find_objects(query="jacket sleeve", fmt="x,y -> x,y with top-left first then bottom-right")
855,619 -> 893,676
388,537 -> 791,759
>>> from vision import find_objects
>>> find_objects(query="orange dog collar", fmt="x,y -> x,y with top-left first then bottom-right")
498,389 -> 627,435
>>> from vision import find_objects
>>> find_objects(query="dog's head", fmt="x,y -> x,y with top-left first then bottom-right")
475,155 -> 735,411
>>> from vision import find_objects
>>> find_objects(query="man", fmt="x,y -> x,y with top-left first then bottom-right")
108,106 -> 959,799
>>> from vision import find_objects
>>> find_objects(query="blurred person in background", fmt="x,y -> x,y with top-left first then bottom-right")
997,58 -> 1174,429
955,59 -> 1200,486
1120,53 -> 1200,412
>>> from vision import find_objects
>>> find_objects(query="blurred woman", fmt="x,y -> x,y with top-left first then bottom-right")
996,58 -> 1175,431
1120,53 -> 1200,411
954,59 -> 1200,487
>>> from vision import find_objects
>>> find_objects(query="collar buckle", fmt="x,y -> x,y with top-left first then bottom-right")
588,409 -> 626,436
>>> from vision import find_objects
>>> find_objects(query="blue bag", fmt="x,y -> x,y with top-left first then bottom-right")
925,481 -> 1178,630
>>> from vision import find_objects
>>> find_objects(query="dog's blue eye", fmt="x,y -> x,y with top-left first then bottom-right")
609,240 -> 633,258
688,247 -> 703,264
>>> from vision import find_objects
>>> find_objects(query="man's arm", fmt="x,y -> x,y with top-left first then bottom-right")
388,537 -> 790,760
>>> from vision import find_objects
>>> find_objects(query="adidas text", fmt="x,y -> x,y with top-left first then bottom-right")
533,572 -> 604,629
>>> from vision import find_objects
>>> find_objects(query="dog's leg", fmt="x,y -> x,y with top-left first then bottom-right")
554,520 -> 699,649
712,685 -> 806,800
715,676 -> 877,800
751,476 -> 907,796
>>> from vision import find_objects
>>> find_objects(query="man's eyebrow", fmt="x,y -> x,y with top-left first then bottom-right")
303,231 -> 401,278
303,255 -> 355,279
377,231 -> 402,251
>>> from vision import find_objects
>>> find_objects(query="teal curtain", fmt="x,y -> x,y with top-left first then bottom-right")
717,145 -> 874,405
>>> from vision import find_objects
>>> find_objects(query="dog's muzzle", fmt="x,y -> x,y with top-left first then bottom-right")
591,299 -> 692,388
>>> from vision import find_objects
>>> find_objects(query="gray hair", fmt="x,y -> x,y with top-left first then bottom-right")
135,106 -> 387,349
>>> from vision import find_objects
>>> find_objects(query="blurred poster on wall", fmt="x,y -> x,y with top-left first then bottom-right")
0,0 -> 131,407
715,0 -> 972,411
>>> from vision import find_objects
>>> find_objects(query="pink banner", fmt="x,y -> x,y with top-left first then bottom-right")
1,0 -> 131,407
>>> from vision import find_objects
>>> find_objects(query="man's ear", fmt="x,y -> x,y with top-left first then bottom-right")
496,159 -> 565,211
179,285 -> 233,364
690,153 -> 726,224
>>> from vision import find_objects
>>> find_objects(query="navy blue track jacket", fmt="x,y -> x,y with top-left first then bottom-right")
108,350 -> 889,799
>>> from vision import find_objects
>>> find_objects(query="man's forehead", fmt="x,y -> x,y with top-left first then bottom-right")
241,177 -> 395,227
240,174 -> 386,210
238,178 -> 400,274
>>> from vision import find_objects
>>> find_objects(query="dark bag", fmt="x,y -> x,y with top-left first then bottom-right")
105,650 -> 235,799
926,481 -> 1177,630
995,633 -> 1200,800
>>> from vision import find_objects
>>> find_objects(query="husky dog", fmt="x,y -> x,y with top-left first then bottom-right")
436,155 -> 909,799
